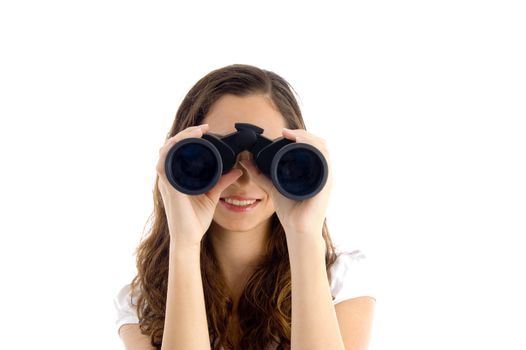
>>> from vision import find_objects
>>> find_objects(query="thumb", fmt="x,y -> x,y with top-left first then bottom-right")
207,168 -> 243,202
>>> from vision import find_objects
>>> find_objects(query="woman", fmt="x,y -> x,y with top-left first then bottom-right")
114,64 -> 376,350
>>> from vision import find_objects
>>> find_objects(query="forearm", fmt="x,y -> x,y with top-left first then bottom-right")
286,234 -> 345,350
161,240 -> 211,350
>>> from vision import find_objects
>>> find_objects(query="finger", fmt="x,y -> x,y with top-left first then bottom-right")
207,168 -> 243,201
282,128 -> 333,194
282,128 -> 326,145
164,124 -> 209,150
157,124 -> 209,174
282,128 -> 298,141
282,128 -> 330,161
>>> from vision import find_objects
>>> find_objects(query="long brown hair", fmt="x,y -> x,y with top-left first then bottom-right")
130,64 -> 340,350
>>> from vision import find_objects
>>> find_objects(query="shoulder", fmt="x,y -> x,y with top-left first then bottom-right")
113,283 -> 140,335
329,248 -> 376,304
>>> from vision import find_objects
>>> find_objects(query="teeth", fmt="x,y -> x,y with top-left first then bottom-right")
223,198 -> 257,206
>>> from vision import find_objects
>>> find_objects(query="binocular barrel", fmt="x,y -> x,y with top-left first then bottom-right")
164,123 -> 328,201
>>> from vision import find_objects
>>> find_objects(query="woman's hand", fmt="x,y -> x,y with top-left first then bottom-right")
239,128 -> 333,241
156,124 -> 244,248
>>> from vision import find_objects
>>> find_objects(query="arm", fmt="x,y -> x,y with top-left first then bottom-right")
287,235 -> 345,350
335,296 -> 376,350
161,240 -> 211,350
119,324 -> 156,350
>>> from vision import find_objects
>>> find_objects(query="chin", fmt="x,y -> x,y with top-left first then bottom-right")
211,210 -> 275,233
212,218 -> 259,232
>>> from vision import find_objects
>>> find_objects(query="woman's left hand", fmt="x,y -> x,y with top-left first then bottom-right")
239,128 -> 333,241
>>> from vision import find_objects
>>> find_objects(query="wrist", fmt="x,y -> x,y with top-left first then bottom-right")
170,238 -> 201,257
285,232 -> 326,255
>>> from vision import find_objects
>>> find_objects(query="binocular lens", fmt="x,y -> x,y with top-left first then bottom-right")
275,148 -> 324,197
169,143 -> 220,191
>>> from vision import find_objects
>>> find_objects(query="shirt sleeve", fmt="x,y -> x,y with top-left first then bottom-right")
113,283 -> 140,335
330,249 -> 376,304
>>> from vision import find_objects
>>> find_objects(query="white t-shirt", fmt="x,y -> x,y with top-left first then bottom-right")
113,248 -> 376,337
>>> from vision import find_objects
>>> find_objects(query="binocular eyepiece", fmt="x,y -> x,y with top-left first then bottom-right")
164,123 -> 328,200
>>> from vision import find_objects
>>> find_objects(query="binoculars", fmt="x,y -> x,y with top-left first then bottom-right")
164,123 -> 328,200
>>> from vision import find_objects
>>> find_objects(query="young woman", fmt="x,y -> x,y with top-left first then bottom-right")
114,64 -> 376,350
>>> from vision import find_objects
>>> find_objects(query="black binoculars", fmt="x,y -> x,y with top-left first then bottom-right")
164,123 -> 328,200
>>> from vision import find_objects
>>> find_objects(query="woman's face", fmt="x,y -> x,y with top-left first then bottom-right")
202,93 -> 287,232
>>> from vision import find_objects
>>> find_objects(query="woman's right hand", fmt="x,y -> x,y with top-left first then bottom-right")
156,124 -> 243,248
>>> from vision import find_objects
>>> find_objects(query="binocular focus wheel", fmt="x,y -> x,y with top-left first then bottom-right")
165,138 -> 223,195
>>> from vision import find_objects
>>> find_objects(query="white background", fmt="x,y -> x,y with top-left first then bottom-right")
1,1 -> 525,349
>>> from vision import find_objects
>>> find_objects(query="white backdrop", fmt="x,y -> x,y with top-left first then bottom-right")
1,1 -> 525,349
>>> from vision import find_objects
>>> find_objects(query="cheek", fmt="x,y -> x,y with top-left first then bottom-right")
262,197 -> 275,213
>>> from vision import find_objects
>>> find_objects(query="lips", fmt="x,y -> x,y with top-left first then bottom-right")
220,195 -> 262,201
220,195 -> 261,213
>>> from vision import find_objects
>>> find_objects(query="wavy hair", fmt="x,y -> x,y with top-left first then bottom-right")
129,64 -> 340,350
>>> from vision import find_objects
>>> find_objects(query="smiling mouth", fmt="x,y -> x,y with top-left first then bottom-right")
219,198 -> 262,212
220,198 -> 262,205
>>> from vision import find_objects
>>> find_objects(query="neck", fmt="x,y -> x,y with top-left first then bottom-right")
208,219 -> 272,295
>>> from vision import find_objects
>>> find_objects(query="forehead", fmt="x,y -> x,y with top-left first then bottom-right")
202,94 -> 287,140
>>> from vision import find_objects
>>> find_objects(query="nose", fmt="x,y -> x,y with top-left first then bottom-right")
237,150 -> 252,161
232,151 -> 253,182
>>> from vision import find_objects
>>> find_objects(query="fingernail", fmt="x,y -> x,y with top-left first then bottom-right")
190,128 -> 202,135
